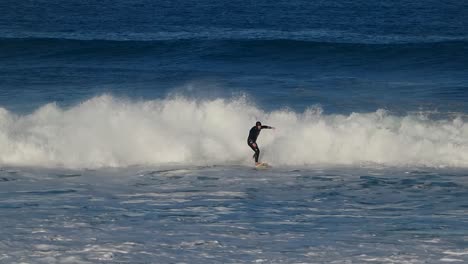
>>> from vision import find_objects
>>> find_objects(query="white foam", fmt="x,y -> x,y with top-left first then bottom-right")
444,250 -> 468,256
440,258 -> 464,262
0,95 -> 467,168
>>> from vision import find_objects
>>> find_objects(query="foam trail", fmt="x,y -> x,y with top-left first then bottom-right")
0,95 -> 467,168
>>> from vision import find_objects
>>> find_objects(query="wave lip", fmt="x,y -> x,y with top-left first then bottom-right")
0,95 -> 467,169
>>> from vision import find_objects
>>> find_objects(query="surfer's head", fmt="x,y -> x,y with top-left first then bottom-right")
256,121 -> 262,128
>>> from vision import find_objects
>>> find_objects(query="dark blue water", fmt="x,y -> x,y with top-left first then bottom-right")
1,0 -> 467,114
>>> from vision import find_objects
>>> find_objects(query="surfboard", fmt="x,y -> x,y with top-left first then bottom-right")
255,162 -> 271,169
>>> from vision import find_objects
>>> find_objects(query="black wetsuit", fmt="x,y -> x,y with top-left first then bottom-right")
247,125 -> 272,163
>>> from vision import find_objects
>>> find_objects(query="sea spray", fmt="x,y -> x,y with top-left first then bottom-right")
0,95 -> 467,168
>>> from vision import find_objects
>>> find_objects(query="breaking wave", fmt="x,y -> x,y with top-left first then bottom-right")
0,95 -> 467,168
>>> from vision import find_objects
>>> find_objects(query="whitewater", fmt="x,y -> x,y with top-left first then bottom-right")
0,94 -> 467,169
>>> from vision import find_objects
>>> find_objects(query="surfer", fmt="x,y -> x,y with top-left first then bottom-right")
247,121 -> 275,165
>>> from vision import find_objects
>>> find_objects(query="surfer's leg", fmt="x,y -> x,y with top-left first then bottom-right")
248,142 -> 260,163
254,147 -> 260,163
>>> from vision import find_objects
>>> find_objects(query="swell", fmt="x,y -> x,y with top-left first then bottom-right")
1,37 -> 467,68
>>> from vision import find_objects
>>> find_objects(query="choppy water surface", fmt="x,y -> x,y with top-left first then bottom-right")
1,165 -> 467,263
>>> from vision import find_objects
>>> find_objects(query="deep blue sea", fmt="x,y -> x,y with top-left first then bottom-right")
1,1 -> 468,263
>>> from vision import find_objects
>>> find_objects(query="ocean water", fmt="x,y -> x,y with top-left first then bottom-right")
1,0 -> 468,263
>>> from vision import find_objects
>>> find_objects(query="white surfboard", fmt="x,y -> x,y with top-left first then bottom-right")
255,162 -> 271,169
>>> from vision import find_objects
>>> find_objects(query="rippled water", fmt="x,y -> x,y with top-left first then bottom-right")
1,165 -> 467,263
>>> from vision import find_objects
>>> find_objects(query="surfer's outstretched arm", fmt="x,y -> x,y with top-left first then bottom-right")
261,125 -> 275,129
